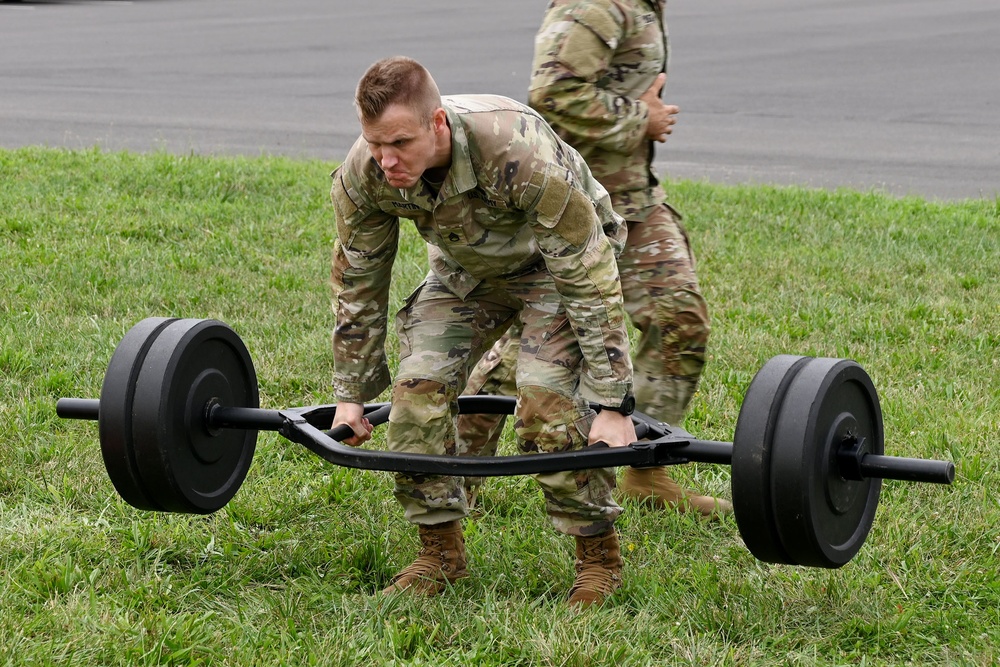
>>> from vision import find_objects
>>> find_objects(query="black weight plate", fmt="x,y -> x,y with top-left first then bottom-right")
99,317 -> 178,511
131,319 -> 259,514
732,355 -> 812,565
770,357 -> 883,568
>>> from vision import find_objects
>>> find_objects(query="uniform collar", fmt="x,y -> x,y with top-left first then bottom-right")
438,104 -> 478,196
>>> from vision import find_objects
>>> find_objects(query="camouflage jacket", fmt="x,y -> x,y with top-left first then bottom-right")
330,94 -> 633,406
530,0 -> 669,221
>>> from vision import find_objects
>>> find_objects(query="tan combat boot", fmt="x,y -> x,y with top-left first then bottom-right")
567,529 -> 624,609
381,520 -> 468,596
619,466 -> 734,518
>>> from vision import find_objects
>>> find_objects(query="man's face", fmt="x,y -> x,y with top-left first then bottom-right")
361,103 -> 441,189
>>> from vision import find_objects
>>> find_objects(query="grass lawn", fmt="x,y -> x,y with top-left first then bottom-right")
1,146 -> 998,666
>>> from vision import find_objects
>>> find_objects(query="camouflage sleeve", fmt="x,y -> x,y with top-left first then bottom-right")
529,1 -> 649,155
329,167 -> 397,403
519,165 -> 634,406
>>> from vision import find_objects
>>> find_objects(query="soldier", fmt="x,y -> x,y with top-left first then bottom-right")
458,0 -> 733,516
330,56 -> 637,608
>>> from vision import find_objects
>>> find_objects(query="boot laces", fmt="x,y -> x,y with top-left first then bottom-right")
572,543 -> 621,595
576,544 -> 608,567
407,534 -> 451,575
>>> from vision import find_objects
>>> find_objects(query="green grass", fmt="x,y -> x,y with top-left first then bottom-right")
1,146 -> 998,666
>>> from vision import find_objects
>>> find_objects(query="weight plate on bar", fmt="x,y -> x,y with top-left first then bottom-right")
131,319 -> 259,514
770,357 -> 884,568
732,355 -> 812,565
99,317 -> 178,511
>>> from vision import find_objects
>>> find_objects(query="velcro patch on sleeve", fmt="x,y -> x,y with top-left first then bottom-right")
331,171 -> 363,243
554,5 -> 624,79
558,30 -> 610,78
529,171 -> 595,247
531,171 -> 571,224
568,3 -> 622,50
330,171 -> 361,220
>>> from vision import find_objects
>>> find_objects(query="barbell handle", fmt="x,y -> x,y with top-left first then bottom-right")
324,404 -> 393,442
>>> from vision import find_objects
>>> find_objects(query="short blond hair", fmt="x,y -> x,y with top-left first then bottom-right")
355,56 -> 441,125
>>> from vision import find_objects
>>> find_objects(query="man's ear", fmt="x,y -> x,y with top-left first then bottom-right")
432,107 -> 448,133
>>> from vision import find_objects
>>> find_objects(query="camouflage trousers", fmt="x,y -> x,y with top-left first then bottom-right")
458,204 -> 710,469
387,268 -> 620,536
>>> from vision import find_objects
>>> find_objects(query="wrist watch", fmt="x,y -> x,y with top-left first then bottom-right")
598,394 -> 636,416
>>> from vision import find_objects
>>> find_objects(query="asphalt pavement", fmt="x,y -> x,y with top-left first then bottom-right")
1,0 -> 998,200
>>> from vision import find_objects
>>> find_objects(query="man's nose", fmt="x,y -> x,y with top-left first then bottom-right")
379,148 -> 398,170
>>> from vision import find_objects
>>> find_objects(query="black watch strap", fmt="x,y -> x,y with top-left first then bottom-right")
599,394 -> 635,416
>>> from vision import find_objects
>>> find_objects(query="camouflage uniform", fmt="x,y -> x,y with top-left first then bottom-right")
330,94 -> 633,536
459,0 -> 710,458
